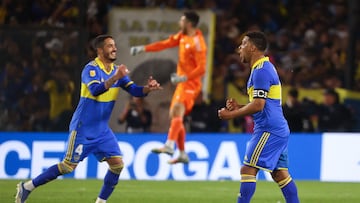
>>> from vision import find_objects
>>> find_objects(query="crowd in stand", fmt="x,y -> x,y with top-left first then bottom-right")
0,0 -> 358,132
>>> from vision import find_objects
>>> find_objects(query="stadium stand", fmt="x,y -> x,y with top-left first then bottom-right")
0,0 -> 359,131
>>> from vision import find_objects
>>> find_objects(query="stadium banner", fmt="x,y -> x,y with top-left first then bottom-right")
107,8 -> 215,132
0,132 -> 327,181
320,133 -> 360,182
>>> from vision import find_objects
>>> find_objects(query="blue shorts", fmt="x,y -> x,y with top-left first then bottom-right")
243,131 -> 288,172
63,128 -> 122,164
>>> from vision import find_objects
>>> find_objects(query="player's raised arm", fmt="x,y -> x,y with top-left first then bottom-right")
104,64 -> 129,89
130,33 -> 181,55
84,64 -> 129,97
142,76 -> 163,94
117,73 -> 162,97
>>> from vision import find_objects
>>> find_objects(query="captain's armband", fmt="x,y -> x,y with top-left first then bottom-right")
253,89 -> 268,99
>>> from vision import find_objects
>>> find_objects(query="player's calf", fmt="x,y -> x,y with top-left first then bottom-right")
237,174 -> 256,203
276,175 -> 299,203
272,170 -> 299,203
97,161 -> 124,202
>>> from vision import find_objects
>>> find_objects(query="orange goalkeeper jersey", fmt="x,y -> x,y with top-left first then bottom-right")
145,29 -> 207,87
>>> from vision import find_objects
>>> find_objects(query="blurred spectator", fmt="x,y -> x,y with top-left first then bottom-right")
189,93 -> 221,132
44,69 -> 74,131
1,0 -> 360,132
232,115 -> 254,133
317,88 -> 354,132
118,97 -> 152,133
283,88 -> 314,132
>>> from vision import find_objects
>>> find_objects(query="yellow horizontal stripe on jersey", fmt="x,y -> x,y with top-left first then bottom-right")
247,86 -> 254,102
267,84 -> 282,100
81,83 -> 120,102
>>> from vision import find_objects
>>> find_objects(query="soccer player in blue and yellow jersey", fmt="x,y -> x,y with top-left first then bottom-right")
218,31 -> 300,203
15,35 -> 162,203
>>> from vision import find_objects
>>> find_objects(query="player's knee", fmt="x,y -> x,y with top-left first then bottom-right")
171,103 -> 185,117
109,161 -> 124,175
58,161 -> 76,174
271,169 -> 289,183
240,165 -> 258,176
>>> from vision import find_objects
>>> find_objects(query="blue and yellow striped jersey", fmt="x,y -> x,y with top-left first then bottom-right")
69,57 -> 134,139
247,57 -> 289,137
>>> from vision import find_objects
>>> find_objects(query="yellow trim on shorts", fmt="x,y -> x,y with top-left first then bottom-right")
64,131 -> 77,162
250,132 -> 270,166
100,155 -> 123,162
243,161 -> 273,172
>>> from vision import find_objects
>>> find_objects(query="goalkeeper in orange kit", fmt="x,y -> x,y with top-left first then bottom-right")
130,11 -> 207,164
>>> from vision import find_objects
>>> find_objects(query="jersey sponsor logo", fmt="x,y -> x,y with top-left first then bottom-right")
253,89 -> 268,99
90,70 -> 96,77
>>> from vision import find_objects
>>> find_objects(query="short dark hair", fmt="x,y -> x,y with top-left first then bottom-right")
245,31 -> 268,52
92,35 -> 113,50
184,11 -> 199,27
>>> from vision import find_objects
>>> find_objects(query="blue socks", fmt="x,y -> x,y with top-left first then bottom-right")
32,164 -> 62,187
237,175 -> 256,203
237,174 -> 299,203
279,176 -> 300,203
99,170 -> 120,200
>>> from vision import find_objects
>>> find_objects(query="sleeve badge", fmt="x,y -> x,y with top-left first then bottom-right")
90,70 -> 96,77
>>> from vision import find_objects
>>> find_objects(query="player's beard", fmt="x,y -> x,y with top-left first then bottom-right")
180,26 -> 187,34
105,51 -> 117,62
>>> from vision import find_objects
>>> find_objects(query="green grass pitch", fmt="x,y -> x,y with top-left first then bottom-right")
1,180 -> 360,202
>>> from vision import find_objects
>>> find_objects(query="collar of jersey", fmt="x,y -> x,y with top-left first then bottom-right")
95,57 -> 114,75
251,56 -> 269,69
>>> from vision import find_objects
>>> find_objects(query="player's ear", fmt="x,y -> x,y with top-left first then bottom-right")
250,43 -> 257,52
96,47 -> 103,55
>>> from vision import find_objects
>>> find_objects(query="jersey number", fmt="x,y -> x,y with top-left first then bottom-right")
75,144 -> 83,155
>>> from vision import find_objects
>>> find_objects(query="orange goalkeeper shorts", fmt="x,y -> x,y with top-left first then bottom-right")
170,82 -> 201,115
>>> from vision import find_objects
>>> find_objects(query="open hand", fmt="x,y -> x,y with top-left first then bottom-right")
146,76 -> 163,92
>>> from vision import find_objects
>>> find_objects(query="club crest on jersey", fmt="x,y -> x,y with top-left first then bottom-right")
74,154 -> 80,161
253,89 -> 268,99
90,70 -> 96,77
